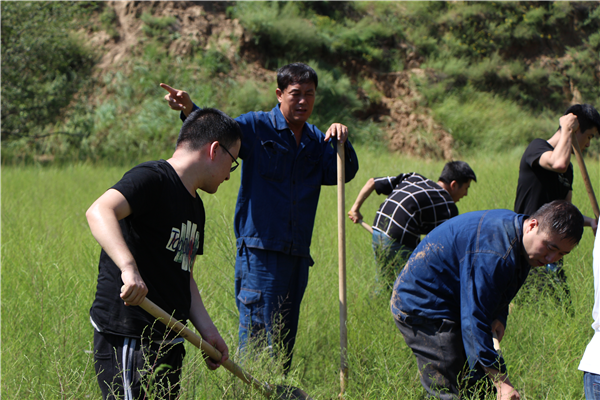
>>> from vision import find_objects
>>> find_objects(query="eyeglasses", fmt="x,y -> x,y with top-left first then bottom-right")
221,144 -> 240,172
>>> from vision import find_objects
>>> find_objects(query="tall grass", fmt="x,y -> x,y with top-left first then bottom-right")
1,147 -> 598,399
421,84 -> 557,155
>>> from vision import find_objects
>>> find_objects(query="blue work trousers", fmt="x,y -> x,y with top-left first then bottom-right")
372,230 -> 413,290
585,371 -> 600,400
235,244 -> 310,372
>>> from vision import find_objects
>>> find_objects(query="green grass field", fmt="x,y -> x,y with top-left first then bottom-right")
1,146 -> 598,399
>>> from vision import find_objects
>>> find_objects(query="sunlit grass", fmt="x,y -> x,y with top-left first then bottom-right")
1,147 -> 597,399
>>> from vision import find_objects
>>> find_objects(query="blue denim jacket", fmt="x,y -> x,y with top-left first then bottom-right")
390,209 -> 530,370
183,104 -> 359,258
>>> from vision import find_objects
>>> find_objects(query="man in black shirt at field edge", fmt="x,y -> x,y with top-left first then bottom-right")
514,103 -> 599,299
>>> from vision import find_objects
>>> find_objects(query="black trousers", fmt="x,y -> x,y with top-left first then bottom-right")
94,330 -> 186,400
395,318 -> 493,400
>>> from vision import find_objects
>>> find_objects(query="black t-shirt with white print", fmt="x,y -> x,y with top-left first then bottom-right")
372,173 -> 458,249
90,160 -> 205,339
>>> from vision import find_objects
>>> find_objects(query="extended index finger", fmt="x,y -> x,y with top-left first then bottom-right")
160,83 -> 177,94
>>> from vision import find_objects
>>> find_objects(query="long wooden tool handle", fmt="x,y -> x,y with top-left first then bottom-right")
357,219 -> 373,234
572,141 -> 600,220
337,140 -> 348,396
139,298 -> 272,396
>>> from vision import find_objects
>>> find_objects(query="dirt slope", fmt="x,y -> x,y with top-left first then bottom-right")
88,1 -> 454,159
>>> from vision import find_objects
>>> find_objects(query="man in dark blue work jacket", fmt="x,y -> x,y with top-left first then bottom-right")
162,63 -> 359,372
391,200 -> 584,399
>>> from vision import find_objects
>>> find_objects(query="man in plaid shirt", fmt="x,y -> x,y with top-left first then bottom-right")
348,161 -> 476,288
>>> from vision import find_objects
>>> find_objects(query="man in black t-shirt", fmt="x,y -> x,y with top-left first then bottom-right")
514,137 -> 574,217
515,104 -> 599,226
348,161 -> 476,288
514,104 -> 599,299
87,108 -> 242,400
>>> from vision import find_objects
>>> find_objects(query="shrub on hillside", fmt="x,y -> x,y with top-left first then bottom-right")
230,1 -> 405,71
405,1 -> 600,111
1,2 -> 97,142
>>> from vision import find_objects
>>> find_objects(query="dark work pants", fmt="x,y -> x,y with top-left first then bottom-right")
395,318 -> 492,400
94,330 -> 185,400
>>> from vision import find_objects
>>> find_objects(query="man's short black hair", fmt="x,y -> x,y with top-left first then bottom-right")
177,108 -> 242,151
562,104 -> 600,135
277,62 -> 318,92
530,200 -> 584,245
438,161 -> 477,186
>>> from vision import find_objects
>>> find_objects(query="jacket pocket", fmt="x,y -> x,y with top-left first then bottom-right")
259,140 -> 289,182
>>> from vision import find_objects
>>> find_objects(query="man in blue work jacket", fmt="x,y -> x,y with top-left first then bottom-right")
162,62 -> 359,372
391,200 -> 584,399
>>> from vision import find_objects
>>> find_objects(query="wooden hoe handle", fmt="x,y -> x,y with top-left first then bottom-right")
139,298 -> 273,396
572,141 -> 600,220
357,219 -> 373,234
337,140 -> 349,397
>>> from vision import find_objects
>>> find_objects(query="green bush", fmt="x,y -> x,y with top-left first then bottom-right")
141,12 -> 178,43
1,2 -> 97,143
230,2 -> 326,69
405,1 -> 600,111
199,48 -> 233,77
99,4 -> 119,39
231,1 -> 405,71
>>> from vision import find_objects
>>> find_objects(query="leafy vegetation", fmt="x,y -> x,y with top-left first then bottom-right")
1,1 -> 598,164
232,2 -> 599,110
1,2 -> 98,142
403,2 -> 600,111
229,2 -> 406,71
141,12 -> 178,42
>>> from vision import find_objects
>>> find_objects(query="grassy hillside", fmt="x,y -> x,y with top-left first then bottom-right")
1,1 -> 599,164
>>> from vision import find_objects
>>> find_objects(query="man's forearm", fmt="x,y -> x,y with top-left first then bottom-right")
350,178 -> 375,213
554,126 -> 575,165
180,103 -> 200,121
189,275 -> 228,369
